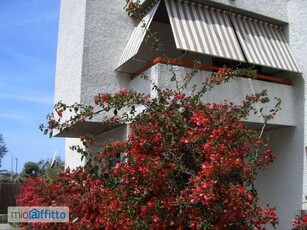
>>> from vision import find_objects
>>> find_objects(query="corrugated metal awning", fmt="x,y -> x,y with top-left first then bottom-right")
164,0 -> 245,62
116,0 -> 161,70
230,14 -> 301,72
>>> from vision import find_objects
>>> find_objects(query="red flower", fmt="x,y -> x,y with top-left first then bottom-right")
152,214 -> 160,223
100,93 -> 109,103
56,110 -> 63,117
120,87 -> 128,94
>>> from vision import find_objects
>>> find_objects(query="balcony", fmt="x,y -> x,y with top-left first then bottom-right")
128,57 -> 295,129
55,57 -> 295,138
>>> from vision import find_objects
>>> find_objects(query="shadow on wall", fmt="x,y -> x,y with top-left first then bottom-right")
257,126 -> 304,229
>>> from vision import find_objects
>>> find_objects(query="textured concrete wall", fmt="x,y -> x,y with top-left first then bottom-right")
256,0 -> 307,228
55,0 -> 87,168
257,127 -> 303,229
54,0 -> 86,104
141,0 -> 288,23
56,0 -> 136,167
95,126 -> 128,146
150,63 -> 295,127
287,0 -> 307,215
64,126 -> 128,170
64,138 -> 85,169
203,0 -> 288,22
80,0 -> 134,105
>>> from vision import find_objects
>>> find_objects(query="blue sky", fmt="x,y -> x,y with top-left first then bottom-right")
0,0 -> 64,173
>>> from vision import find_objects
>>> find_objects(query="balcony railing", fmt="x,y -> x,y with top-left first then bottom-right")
131,57 -> 292,85
129,58 -> 295,128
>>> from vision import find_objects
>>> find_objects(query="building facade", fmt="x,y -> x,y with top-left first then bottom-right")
54,0 -> 307,228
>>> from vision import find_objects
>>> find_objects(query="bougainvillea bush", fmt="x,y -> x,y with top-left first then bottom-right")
292,213 -> 307,230
16,64 -> 280,229
16,1 -> 281,228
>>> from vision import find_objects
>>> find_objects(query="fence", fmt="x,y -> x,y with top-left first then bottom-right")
0,183 -> 22,214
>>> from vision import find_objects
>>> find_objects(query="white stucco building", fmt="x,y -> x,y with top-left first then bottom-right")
54,0 -> 307,228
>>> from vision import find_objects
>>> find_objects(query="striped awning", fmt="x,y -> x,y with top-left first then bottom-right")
164,0 -> 245,62
116,0 -> 161,70
230,14 -> 301,72
117,0 -> 300,73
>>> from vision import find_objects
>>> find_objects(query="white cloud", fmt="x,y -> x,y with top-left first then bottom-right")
0,92 -> 53,104
0,113 -> 25,122
16,11 -> 59,25
0,42 -> 51,66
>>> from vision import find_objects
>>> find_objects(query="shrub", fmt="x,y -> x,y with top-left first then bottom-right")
18,66 -> 280,229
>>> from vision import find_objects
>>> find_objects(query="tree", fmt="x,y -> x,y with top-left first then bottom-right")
0,169 -> 12,183
38,156 -> 64,181
16,157 -> 64,183
0,134 -> 8,168
19,161 -> 41,179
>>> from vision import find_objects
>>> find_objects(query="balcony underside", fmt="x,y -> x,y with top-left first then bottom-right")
54,119 -> 291,138
54,121 -> 123,138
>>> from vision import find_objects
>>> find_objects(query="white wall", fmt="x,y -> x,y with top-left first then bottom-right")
256,127 -> 303,229
54,0 -> 86,105
80,0 -> 134,105
64,138 -> 85,169
150,63 -> 295,127
55,0 -> 88,168
287,0 -> 307,213
93,126 -> 128,148
55,0 -> 136,167
256,0 -> 307,228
